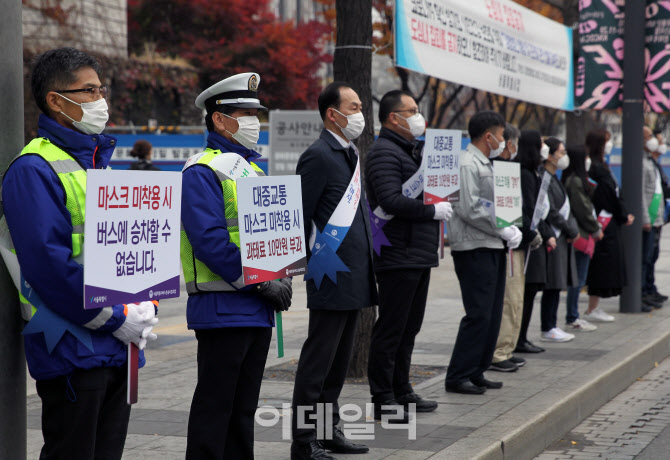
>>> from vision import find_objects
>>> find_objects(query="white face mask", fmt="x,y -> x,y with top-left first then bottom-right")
487,133 -> 505,159
604,140 -> 614,155
223,114 -> 261,149
646,137 -> 660,153
395,112 -> 425,138
56,93 -> 109,135
556,154 -> 570,170
540,143 -> 550,160
585,156 -> 592,172
334,109 -> 365,141
658,144 -> 668,155
510,141 -> 518,161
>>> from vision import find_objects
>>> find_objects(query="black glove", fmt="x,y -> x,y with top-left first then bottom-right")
279,277 -> 292,298
256,279 -> 291,311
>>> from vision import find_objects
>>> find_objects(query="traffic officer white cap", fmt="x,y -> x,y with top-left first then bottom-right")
195,72 -> 267,111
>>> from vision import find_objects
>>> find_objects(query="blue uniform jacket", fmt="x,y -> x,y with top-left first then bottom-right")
181,131 -> 274,329
2,114 -> 142,381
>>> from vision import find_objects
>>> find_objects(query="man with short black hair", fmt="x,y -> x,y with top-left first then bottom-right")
1,47 -> 158,459
366,89 -> 451,420
291,81 -> 377,460
445,111 -> 522,394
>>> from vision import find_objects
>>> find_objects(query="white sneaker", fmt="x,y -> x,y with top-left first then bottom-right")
583,307 -> 615,322
566,318 -> 598,332
540,327 -> 575,342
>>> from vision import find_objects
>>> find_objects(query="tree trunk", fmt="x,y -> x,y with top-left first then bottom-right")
561,0 -> 585,145
333,0 -> 376,379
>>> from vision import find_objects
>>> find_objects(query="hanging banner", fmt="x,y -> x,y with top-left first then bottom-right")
395,0 -> 574,110
423,129 -> 462,204
493,160 -> 522,228
577,1 -> 670,112
84,170 -> 182,309
237,175 -> 307,284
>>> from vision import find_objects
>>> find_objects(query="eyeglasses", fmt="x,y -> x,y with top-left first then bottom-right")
395,108 -> 420,116
55,86 -> 109,98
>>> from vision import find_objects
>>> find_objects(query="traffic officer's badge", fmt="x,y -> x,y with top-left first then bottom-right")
248,74 -> 259,92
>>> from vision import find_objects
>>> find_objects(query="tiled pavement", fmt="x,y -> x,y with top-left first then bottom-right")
536,357 -> 670,459
25,232 -> 670,459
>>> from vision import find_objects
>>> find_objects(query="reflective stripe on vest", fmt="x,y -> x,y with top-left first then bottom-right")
180,149 -> 265,295
0,138 -> 89,322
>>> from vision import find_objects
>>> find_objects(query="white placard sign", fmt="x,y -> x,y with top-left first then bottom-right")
84,170 -> 182,309
395,0 -> 574,110
236,175 -> 307,284
493,160 -> 522,228
423,129 -> 462,204
269,110 -> 323,176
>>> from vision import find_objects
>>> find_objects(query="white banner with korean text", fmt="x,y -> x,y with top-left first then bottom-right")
395,0 -> 574,110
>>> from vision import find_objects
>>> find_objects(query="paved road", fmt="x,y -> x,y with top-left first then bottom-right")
537,356 -> 670,460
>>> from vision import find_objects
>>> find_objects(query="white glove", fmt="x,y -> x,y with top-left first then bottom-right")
433,202 -> 453,221
113,302 -> 159,350
500,225 -> 523,249
530,232 -> 543,250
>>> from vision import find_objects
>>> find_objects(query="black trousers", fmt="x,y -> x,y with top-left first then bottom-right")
446,249 -> 506,385
291,309 -> 360,442
368,268 -> 431,401
540,289 -> 561,332
36,366 -> 130,460
518,283 -> 542,345
186,327 -> 272,460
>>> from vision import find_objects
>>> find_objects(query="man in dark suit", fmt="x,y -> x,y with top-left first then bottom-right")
291,82 -> 378,460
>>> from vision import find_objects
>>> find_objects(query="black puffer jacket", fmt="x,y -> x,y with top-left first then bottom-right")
365,128 -> 438,272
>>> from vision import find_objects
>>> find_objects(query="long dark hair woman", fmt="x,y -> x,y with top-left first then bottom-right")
129,139 -> 161,171
582,129 -> 634,322
514,130 -> 554,354
561,145 -> 602,332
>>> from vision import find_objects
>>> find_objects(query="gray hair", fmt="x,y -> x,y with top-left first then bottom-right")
503,123 -> 520,143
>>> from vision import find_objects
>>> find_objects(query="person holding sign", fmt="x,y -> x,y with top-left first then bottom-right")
533,138 -> 579,343
642,126 -> 666,311
0,48 -> 158,459
515,131 -> 555,354
489,124 -> 543,372
181,73 -> 292,459
445,111 -> 522,395
365,90 -> 450,419
291,82 -> 377,460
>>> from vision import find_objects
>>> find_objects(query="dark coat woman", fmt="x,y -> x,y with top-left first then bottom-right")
515,130 -> 554,353
583,129 -> 634,323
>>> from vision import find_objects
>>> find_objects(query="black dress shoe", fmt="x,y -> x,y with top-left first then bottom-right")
471,376 -> 503,389
509,356 -> 526,367
321,426 -> 369,454
514,340 -> 545,353
445,381 -> 486,395
396,391 -> 438,412
642,303 -> 654,313
653,292 -> 669,302
290,440 -> 336,460
372,398 -> 409,423
643,295 -> 662,309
